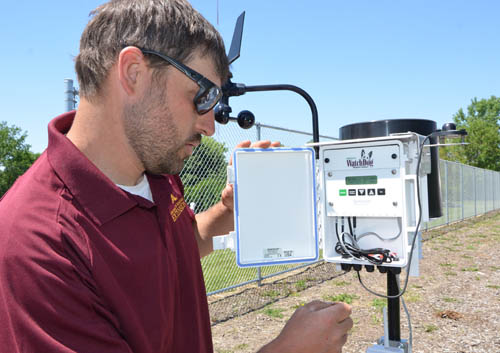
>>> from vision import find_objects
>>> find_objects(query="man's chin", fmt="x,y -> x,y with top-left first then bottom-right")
146,160 -> 185,176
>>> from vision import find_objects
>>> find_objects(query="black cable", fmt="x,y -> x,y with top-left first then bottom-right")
335,241 -> 396,265
335,217 -> 398,265
355,134 -> 432,299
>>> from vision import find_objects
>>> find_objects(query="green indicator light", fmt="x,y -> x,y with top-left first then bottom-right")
339,189 -> 347,196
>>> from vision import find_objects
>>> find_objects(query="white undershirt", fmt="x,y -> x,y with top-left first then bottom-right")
117,174 -> 154,202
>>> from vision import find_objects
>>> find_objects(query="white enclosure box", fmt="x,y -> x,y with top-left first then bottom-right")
232,148 -> 319,267
231,134 -> 430,268
319,134 -> 430,268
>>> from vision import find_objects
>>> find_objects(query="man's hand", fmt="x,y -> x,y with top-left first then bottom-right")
221,140 -> 281,211
259,301 -> 353,353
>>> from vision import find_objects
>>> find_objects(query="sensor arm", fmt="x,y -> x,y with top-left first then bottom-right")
243,84 -> 319,145
218,81 -> 320,155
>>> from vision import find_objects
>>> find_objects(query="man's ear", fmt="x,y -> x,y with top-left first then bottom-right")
117,46 -> 149,97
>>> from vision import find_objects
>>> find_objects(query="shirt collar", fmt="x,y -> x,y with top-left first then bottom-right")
46,111 -> 139,225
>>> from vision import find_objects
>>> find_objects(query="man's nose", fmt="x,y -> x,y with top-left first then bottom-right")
196,109 -> 216,136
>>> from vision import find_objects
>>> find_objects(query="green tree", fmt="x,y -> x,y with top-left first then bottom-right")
180,136 -> 228,213
440,96 -> 500,171
0,122 -> 40,196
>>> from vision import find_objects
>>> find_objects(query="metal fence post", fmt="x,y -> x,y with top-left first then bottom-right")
474,168 -> 477,216
495,172 -> 498,210
497,172 -> 500,210
497,172 -> 499,210
445,161 -> 449,224
255,122 -> 263,286
461,163 -> 464,220
491,170 -> 495,211
484,169 -> 487,213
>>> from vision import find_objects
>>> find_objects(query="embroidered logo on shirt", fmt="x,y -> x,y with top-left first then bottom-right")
171,194 -> 178,204
170,196 -> 187,222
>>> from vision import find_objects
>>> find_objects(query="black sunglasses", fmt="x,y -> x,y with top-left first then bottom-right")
139,48 -> 222,115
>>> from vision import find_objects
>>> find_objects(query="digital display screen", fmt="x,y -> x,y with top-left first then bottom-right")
345,175 -> 378,185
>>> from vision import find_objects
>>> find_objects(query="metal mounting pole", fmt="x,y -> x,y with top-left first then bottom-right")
387,272 -> 401,342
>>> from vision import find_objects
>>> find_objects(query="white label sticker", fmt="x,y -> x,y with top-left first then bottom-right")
264,248 -> 282,259
283,250 -> 294,258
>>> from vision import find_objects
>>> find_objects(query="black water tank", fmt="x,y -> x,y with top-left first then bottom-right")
340,119 -> 442,218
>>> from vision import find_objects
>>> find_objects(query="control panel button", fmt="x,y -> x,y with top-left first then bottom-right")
339,189 -> 347,196
348,189 -> 356,196
367,189 -> 376,196
377,188 -> 386,195
357,189 -> 366,196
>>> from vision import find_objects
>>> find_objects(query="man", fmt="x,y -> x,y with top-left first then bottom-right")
0,1 -> 352,352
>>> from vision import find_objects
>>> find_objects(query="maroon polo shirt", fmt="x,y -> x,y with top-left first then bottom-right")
0,112 -> 213,352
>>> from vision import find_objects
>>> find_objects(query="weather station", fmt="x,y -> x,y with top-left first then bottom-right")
213,12 -> 467,353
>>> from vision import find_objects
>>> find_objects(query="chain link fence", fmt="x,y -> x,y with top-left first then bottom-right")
179,122 -> 500,295
426,160 -> 500,229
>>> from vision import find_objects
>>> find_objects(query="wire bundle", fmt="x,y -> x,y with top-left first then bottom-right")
335,218 -> 399,265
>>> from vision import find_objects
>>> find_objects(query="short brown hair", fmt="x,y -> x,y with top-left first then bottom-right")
75,0 -> 229,98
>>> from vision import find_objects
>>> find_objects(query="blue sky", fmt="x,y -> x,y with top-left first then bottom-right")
1,0 -> 499,153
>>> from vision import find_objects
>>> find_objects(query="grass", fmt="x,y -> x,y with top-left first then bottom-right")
424,324 -> 438,333
371,298 -> 387,312
235,343 -> 249,350
404,291 -> 421,303
439,236 -> 453,242
442,297 -> 458,303
462,266 -> 479,272
262,307 -> 285,319
201,249 -> 300,293
261,290 -> 280,298
439,262 -> 456,268
371,313 -> 382,325
486,284 -> 500,289
471,233 -> 488,238
295,280 -> 307,291
323,293 -> 359,304
292,302 -> 305,309
202,249 -> 257,292
444,271 -> 458,276
332,280 -> 351,287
